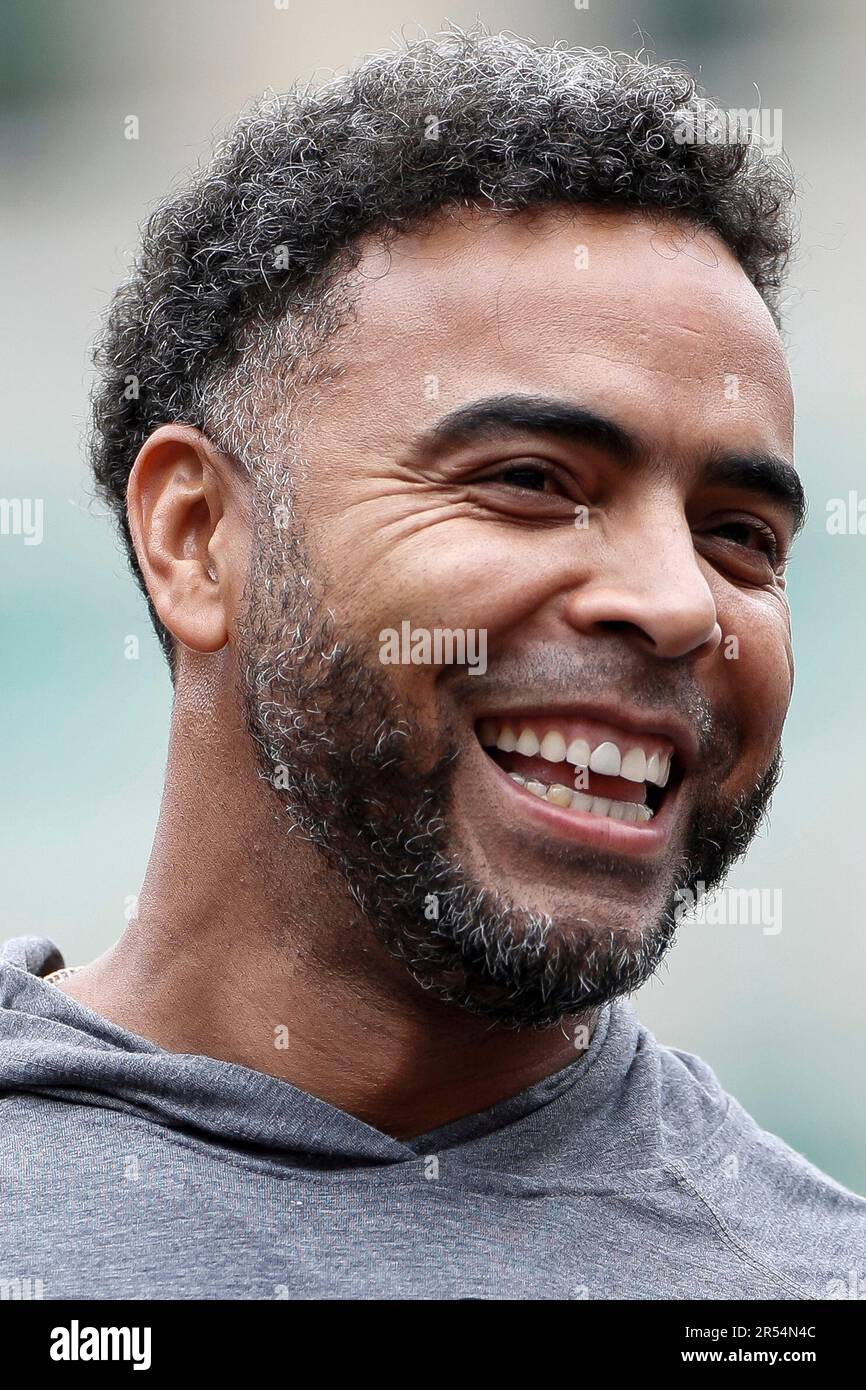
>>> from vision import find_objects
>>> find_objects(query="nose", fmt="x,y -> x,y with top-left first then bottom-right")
562,510 -> 722,661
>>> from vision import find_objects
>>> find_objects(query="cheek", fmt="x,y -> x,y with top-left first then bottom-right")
717,591 -> 793,776
318,509 -> 583,649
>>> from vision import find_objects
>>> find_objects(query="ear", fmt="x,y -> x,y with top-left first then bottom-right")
126,425 -> 247,656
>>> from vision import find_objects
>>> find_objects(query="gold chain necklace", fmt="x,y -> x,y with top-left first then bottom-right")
42,966 -> 85,986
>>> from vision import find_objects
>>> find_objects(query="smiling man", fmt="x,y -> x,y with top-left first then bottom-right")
1,29 -> 864,1302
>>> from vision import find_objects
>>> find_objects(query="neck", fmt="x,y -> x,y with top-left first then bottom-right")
60,665 -> 595,1140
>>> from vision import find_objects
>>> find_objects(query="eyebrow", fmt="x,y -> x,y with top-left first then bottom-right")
414,394 -> 639,463
702,449 -> 807,536
409,393 -> 806,535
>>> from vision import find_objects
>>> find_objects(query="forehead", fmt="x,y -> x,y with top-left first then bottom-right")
317,205 -> 793,461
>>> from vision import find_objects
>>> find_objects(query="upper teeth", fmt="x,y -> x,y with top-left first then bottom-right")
478,720 -> 673,787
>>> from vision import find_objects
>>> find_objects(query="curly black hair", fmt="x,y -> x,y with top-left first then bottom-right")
88,26 -> 796,673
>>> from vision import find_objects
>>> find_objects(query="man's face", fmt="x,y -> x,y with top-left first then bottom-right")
236,205 -> 797,1026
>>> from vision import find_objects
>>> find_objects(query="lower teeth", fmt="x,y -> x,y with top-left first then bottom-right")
507,772 -> 654,822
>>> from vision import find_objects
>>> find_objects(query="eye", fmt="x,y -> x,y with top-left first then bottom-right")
476,460 -> 565,494
698,514 -> 787,576
712,518 -> 779,559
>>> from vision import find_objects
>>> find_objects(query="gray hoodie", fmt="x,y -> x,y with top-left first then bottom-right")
1,934 -> 863,1301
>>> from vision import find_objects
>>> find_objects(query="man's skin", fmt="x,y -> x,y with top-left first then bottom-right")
58,205 -> 796,1140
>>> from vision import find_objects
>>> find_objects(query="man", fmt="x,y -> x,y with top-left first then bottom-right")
2,29 -> 863,1301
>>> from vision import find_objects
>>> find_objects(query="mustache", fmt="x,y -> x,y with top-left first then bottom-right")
446,644 -> 739,770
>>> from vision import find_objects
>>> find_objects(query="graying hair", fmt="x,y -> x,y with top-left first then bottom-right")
88,25 -> 795,673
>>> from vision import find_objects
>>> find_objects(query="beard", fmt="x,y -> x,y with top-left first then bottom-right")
236,501 -> 782,1030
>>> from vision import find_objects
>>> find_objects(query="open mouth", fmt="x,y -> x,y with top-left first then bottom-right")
475,714 -> 683,831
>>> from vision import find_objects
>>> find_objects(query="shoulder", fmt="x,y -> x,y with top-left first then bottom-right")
650,1031 -> 866,1299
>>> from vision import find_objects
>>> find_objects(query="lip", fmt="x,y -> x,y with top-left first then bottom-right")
478,728 -> 686,856
477,737 -> 684,859
475,699 -> 700,774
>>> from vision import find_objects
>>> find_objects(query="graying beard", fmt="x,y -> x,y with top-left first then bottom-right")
238,567 -> 684,1029
236,485 -> 780,1028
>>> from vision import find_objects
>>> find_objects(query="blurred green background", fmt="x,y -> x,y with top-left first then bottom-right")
2,0 -> 865,1192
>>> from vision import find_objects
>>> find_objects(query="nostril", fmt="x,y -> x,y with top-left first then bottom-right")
596,620 -> 646,639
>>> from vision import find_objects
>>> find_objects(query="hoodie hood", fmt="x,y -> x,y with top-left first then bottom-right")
0,935 -> 633,1169
0,936 -> 414,1163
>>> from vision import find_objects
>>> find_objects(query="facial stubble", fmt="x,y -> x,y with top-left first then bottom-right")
236,509 -> 782,1029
